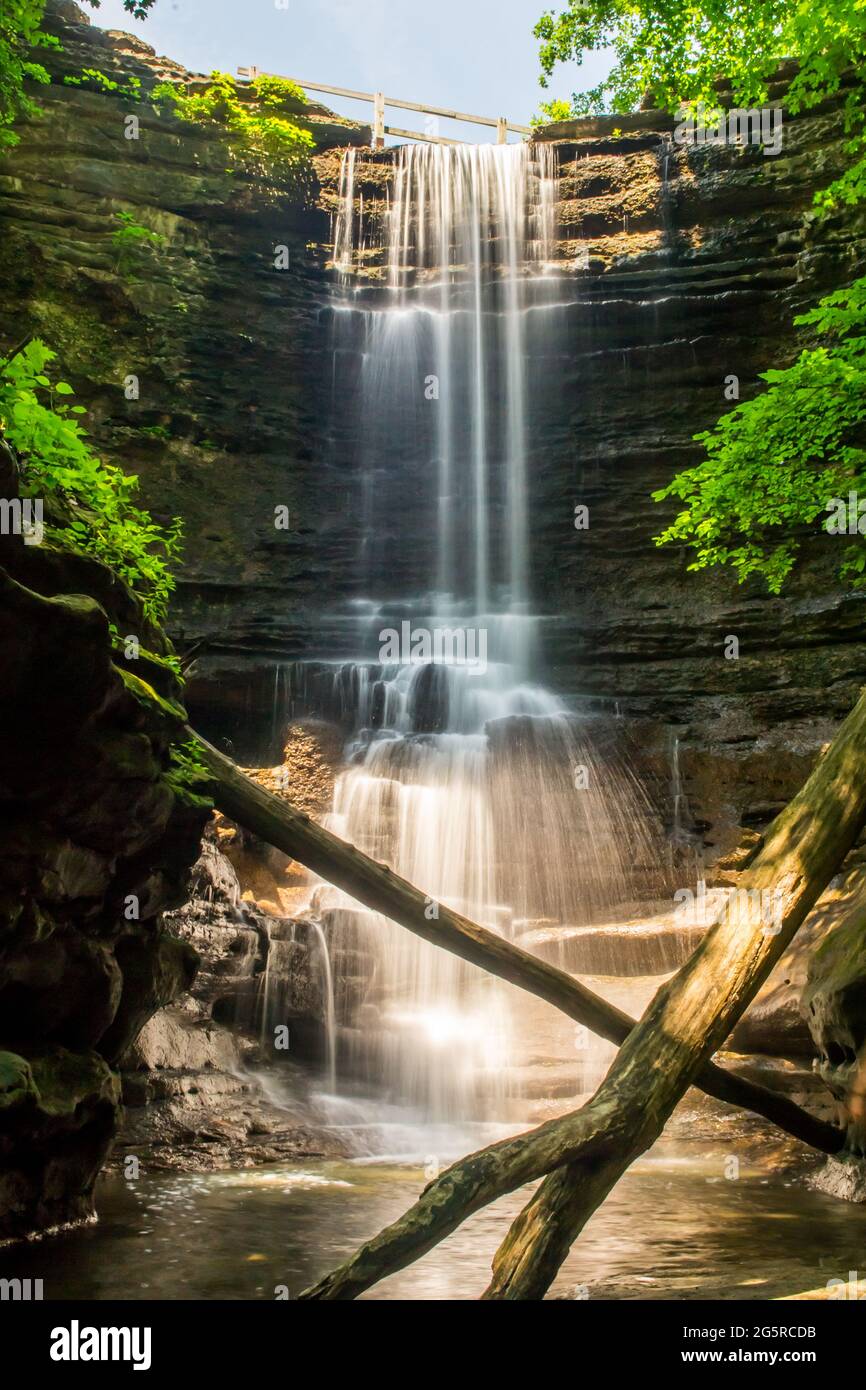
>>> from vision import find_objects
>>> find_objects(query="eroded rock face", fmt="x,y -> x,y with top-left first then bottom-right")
113,831 -> 356,1171
0,446 -> 209,1239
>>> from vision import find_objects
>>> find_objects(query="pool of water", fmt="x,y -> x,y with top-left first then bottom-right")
3,1133 -> 864,1300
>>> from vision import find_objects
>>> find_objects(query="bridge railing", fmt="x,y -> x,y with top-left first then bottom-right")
237,67 -> 532,146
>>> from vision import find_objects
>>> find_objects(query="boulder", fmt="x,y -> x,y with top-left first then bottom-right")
0,1047 -> 119,1242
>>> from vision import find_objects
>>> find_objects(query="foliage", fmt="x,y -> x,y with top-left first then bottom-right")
108,623 -> 182,678
0,340 -> 182,622
533,1 -> 865,124
531,97 -> 573,127
653,283 -> 866,590
86,1 -> 160,15
151,70 -> 314,177
140,643 -> 182,678
64,68 -> 142,102
1,2 -> 156,148
115,0 -> 158,17
532,0 -> 866,217
0,1 -> 56,148
111,210 -> 168,275
165,739 -> 214,808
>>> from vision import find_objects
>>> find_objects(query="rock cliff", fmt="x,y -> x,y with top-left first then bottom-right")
0,436 -> 208,1239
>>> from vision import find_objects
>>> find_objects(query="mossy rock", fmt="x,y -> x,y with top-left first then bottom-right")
117,665 -> 187,724
0,1053 -> 38,1111
29,1047 -> 120,1118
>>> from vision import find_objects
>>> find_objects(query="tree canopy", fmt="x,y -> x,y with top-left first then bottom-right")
534,0 -> 866,208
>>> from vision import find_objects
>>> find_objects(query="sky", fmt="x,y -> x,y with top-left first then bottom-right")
87,0 -> 611,142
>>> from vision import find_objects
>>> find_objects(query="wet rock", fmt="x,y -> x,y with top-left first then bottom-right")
113,829 -> 360,1165
803,887 -> 866,1166
409,663 -> 450,732
809,1155 -> 866,1202
0,932 -> 122,1052
124,1010 -> 241,1074
188,835 -> 241,907
0,1047 -> 119,1242
517,905 -> 711,977
98,931 -> 199,1064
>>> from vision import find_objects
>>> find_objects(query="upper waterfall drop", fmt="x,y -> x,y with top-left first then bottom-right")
332,139 -> 559,654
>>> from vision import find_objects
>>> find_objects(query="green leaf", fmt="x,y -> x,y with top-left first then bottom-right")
1,339 -> 182,624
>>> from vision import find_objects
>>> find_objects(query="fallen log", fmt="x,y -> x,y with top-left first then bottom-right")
295,687 -> 866,1300
190,728 -> 840,1155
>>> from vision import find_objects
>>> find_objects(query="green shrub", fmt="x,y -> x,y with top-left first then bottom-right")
64,68 -> 142,102
151,70 -> 314,178
2,2 -> 157,149
111,210 -> 168,275
165,738 -> 213,808
0,339 -> 182,623
0,0 -> 56,148
653,281 -> 866,590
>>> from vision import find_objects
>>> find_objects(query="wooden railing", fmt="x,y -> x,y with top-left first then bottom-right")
237,67 -> 532,147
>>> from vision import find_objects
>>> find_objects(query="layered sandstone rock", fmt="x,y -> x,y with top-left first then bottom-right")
0,436 -> 208,1238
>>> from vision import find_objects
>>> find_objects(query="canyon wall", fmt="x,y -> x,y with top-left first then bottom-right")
3,3 -> 866,1208
2,3 -> 865,845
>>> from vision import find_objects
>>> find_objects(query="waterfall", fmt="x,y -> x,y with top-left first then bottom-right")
289,140 -> 660,1124
306,920 -> 337,1094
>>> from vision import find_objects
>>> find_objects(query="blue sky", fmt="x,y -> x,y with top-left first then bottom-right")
88,0 -> 610,141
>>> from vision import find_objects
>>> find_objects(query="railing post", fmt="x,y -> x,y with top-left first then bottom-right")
373,91 -> 385,148
496,117 -> 508,144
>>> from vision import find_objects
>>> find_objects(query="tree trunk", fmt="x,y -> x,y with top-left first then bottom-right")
191,729 -> 840,1153
291,686 -> 866,1299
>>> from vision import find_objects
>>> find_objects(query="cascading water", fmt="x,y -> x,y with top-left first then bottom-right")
283,140 -> 661,1126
